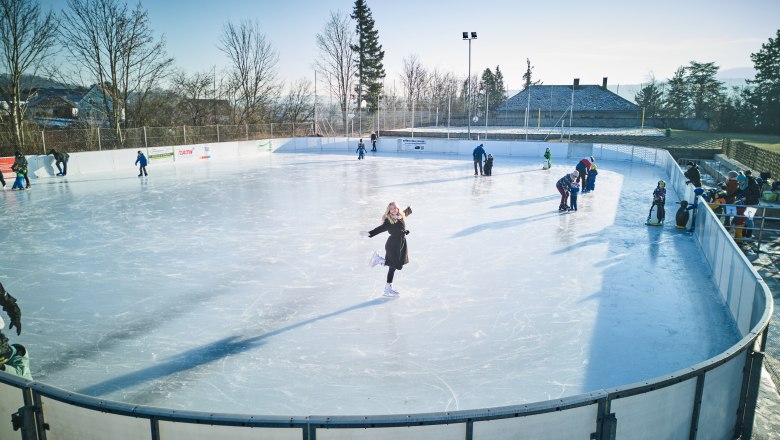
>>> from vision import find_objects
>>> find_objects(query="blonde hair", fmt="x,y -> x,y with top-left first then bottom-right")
382,202 -> 404,224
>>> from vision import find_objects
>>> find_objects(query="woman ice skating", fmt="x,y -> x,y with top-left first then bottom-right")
556,171 -> 579,211
361,202 -> 413,297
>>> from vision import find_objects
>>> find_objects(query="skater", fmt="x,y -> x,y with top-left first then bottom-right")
473,143 -> 487,176
11,161 -> 26,190
556,171 -> 578,211
13,151 -> 30,188
543,147 -> 552,169
569,181 -> 580,211
356,140 -> 367,160
0,339 -> 32,380
484,154 -> 494,176
583,164 -> 598,193
648,180 -> 666,225
684,162 -> 702,188
135,150 -> 148,176
0,165 -> 5,189
370,131 -> 378,151
361,202 -> 413,297
575,156 -> 594,186
47,149 -> 69,176
675,200 -> 695,229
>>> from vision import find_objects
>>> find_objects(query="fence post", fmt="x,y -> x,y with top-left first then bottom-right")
183,125 -> 187,144
41,130 -> 46,154
270,123 -> 273,139
245,124 -> 249,141
292,122 -> 295,138
143,126 -> 148,149
216,125 -> 220,143
97,127 -> 102,151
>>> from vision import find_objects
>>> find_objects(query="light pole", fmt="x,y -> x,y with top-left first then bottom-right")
462,31 -> 477,140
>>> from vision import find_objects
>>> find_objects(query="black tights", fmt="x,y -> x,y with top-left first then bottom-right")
386,267 -> 396,283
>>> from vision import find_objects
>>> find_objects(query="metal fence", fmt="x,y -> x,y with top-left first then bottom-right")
0,140 -> 772,440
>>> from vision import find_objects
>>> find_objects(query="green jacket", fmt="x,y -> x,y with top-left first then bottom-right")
0,344 -> 32,380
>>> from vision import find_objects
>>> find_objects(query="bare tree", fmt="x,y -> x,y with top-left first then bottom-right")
171,70 -> 215,126
60,0 -> 173,139
219,19 -> 279,125
0,0 -> 58,149
400,54 -> 427,111
315,11 -> 355,136
275,78 -> 313,123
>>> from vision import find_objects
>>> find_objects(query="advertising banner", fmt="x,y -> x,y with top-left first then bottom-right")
399,138 -> 426,151
148,146 -> 174,162
175,144 -> 212,161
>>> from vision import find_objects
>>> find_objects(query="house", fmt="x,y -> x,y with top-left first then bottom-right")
27,88 -> 84,126
496,78 -> 641,128
77,84 -> 123,127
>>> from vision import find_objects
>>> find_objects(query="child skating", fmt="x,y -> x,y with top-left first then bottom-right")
556,171 -> 578,211
646,180 -> 667,226
543,148 -> 552,170
135,150 -> 148,176
583,164 -> 598,193
356,140 -> 367,160
361,202 -> 413,297
11,162 -> 26,191
568,182 -> 580,211
484,154 -> 494,176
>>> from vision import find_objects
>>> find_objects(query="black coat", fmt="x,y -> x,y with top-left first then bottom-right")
684,165 -> 702,187
369,208 -> 412,270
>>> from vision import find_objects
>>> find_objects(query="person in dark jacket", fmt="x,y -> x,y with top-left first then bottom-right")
370,131 -> 378,151
684,162 -> 702,188
0,283 -> 23,376
135,151 -> 148,176
362,202 -> 413,297
13,151 -> 30,188
47,149 -> 69,176
575,156 -> 594,186
483,154 -> 494,176
473,144 -> 487,176
556,171 -> 578,211
743,170 -> 761,238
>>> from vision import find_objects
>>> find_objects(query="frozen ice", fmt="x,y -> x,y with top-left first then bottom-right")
0,150 -> 738,416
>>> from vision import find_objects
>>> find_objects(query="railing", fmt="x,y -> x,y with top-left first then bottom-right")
0,139 -> 772,440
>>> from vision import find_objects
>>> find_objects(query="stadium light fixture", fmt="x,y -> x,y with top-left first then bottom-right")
463,31 -> 478,140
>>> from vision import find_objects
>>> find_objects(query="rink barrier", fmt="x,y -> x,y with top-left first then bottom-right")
0,140 -> 771,439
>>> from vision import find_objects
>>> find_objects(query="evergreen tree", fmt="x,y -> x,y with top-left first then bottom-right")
350,0 -> 385,114
478,67 -> 495,115
719,86 -> 755,132
664,67 -> 689,118
686,61 -> 724,120
492,65 -> 507,108
747,29 -> 780,133
634,78 -> 664,118
522,58 -> 541,90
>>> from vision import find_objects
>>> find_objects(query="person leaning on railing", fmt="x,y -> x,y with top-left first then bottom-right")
0,282 -> 26,379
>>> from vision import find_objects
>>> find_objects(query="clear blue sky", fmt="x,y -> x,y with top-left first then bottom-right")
42,0 -> 779,90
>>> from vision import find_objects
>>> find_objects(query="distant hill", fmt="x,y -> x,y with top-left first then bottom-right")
0,73 -> 73,90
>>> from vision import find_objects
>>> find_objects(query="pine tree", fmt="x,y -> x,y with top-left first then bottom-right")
522,58 -> 541,90
664,67 -> 689,118
492,65 -> 507,108
686,61 -> 724,120
634,78 -> 664,118
350,0 -> 385,115
747,29 -> 780,133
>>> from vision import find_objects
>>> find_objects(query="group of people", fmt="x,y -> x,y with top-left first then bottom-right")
556,156 -> 599,212
696,162 -> 762,240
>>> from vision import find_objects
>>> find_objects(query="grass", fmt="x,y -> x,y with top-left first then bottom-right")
671,130 -> 780,152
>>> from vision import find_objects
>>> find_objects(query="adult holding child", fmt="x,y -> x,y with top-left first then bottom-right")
473,144 -> 487,176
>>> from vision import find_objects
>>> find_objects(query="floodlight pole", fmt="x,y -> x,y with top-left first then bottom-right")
463,32 -> 477,141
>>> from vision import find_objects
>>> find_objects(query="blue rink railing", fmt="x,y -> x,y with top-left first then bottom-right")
0,140 -> 772,440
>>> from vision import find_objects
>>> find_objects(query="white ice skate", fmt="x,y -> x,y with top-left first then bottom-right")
383,283 -> 399,297
368,251 -> 385,268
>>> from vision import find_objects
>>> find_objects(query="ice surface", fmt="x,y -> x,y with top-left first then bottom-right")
0,151 -> 739,416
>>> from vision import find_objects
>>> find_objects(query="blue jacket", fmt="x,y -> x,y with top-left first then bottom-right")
473,145 -> 486,161
135,153 -> 148,166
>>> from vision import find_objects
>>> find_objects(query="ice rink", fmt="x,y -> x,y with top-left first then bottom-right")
0,150 -> 739,416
